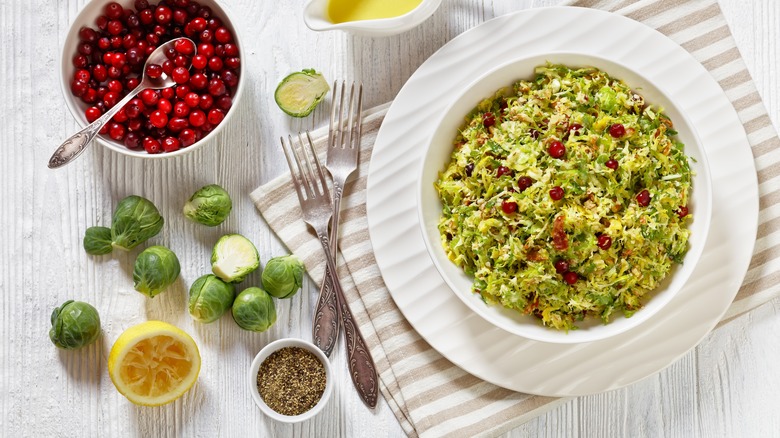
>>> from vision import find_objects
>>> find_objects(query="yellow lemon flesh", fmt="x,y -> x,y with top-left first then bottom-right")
108,321 -> 201,406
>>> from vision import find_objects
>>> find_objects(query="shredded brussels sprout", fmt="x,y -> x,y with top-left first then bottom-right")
435,64 -> 693,331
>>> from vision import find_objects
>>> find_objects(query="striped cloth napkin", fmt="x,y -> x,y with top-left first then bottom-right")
251,0 -> 780,436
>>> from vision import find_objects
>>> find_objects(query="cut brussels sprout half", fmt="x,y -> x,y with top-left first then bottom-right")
188,274 -> 235,323
133,246 -> 181,298
274,69 -> 329,117
211,234 -> 260,283
183,184 -> 232,227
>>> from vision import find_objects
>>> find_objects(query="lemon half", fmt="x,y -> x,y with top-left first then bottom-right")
108,321 -> 201,406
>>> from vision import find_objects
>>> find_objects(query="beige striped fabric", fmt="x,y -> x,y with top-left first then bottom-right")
250,0 -> 780,436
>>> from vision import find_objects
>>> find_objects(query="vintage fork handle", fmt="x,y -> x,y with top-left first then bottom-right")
312,180 -> 346,356
315,228 -> 378,409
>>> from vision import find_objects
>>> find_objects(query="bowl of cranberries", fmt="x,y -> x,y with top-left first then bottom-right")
417,52 -> 712,344
60,0 -> 244,157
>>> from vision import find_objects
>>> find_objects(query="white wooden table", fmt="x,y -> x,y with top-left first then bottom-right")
2,0 -> 778,436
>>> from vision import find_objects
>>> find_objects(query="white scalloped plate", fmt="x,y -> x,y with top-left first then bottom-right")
366,7 -> 758,396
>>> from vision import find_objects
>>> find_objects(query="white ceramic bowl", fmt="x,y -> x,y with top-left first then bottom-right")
248,338 -> 333,423
59,0 -> 245,159
418,52 -> 713,344
303,0 -> 442,36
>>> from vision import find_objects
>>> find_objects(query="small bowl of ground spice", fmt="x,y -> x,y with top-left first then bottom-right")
248,338 -> 332,422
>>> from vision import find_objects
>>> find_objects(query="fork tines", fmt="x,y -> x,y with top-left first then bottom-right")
329,81 -> 364,151
280,131 -> 330,202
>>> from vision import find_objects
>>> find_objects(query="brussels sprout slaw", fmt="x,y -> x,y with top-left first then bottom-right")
435,64 -> 693,331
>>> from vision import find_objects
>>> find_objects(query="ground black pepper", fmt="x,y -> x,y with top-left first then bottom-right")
256,346 -> 327,416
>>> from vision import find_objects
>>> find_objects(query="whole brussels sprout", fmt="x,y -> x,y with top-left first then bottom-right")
188,274 -> 236,323
83,226 -> 113,255
211,234 -> 260,283
262,254 -> 305,298
49,300 -> 101,350
133,246 -> 181,298
183,184 -> 232,227
111,195 -> 164,251
232,287 -> 276,332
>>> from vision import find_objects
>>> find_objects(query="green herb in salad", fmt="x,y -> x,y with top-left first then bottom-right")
435,64 -> 693,331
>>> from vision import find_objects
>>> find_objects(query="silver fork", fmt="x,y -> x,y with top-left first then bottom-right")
312,81 -> 363,357
280,131 -> 378,409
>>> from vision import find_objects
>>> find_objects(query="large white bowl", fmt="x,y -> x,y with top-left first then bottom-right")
303,0 -> 442,37
59,0 -> 245,159
418,53 -> 713,344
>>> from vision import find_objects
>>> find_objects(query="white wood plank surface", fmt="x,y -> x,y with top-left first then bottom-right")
1,0 -> 778,437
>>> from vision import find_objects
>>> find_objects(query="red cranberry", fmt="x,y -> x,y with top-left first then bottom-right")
190,17 -> 207,32
145,64 -> 163,78
200,29 -> 213,43
155,5 -> 173,24
160,87 -> 175,100
140,90 -> 158,107
126,14 -> 140,29
221,69 -> 238,87
122,34 -> 137,49
192,54 -> 207,70
96,86 -> 108,99
184,92 -> 200,107
108,66 -> 122,79
96,15 -> 109,31
174,38 -> 195,55
207,56 -> 223,71
125,77 -> 140,90
563,272 -> 579,285
162,137 -> 181,152
85,106 -> 102,123
224,43 -> 238,57
496,166 -> 512,177
483,112 -> 495,128
175,85 -> 191,99
568,123 -> 583,136
107,79 -> 123,93
134,0 -> 149,9
124,131 -> 142,149
81,88 -> 98,104
554,260 -> 569,274
167,117 -> 188,132
215,27 -> 231,43
198,94 -> 213,110
179,128 -> 197,146
198,6 -> 213,19
173,101 -> 191,117
77,42 -> 94,56
125,103 -> 142,119
107,20 -> 124,36
549,186 -> 564,201
139,8 -> 154,25
173,9 -> 189,26
517,176 -> 533,192
173,55 -> 189,67
104,2 -> 124,19
150,110 -> 169,128
172,66 -> 190,84
189,73 -> 208,90
501,200 -> 517,214
162,60 -> 175,75
92,64 -> 107,82
216,95 -> 232,111
143,137 -> 162,154
609,123 -> 626,138
605,158 -> 619,169
207,78 -> 226,96
207,109 -> 224,125
224,57 -> 240,70
73,55 -> 88,69
189,109 -> 206,127
74,68 -> 91,83
636,189 -> 651,207
157,98 -> 173,114
198,43 -> 214,57
110,35 -> 123,49
79,26 -> 98,43
103,91 -> 120,108
677,206 -> 689,218
127,118 -> 143,132
597,235 -> 612,250
112,108 -> 128,123
109,123 -> 126,141
548,140 -> 565,159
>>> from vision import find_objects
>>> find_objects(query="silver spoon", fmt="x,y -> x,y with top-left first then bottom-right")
48,37 -> 196,169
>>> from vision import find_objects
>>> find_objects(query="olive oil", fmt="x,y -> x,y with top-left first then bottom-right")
327,0 -> 424,23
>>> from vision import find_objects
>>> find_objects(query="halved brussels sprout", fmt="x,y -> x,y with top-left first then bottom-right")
262,254 -> 305,299
183,184 -> 232,227
83,226 -> 113,255
188,274 -> 236,323
274,69 -> 329,117
49,300 -> 101,350
133,246 -> 181,298
111,195 -> 164,251
232,287 -> 276,332
211,234 -> 260,283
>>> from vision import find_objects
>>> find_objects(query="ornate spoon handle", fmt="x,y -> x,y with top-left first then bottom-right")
315,229 -> 378,409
